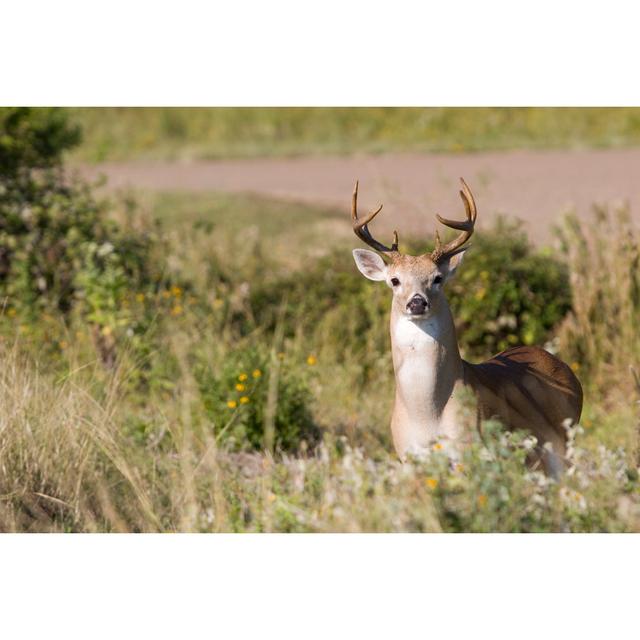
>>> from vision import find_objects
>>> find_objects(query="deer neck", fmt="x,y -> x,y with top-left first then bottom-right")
389,303 -> 464,456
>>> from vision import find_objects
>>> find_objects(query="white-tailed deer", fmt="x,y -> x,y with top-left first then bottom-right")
351,178 -> 583,476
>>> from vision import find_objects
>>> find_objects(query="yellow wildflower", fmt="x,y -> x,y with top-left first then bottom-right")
226,400 -> 237,409
425,477 -> 438,490
101,326 -> 112,337
432,442 -> 443,452
267,493 -> 276,503
570,362 -> 580,372
170,305 -> 183,316
171,285 -> 182,297
236,383 -> 246,392
135,293 -> 145,302
307,354 -> 317,366
477,494 -> 488,508
252,369 -> 262,378
239,396 -> 250,404
238,373 -> 248,382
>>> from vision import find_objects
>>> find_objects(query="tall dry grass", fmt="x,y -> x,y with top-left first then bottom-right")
558,205 -> 640,400
0,342 -> 153,531
0,339 -> 439,532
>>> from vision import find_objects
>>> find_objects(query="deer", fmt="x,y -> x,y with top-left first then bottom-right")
350,178 -> 583,477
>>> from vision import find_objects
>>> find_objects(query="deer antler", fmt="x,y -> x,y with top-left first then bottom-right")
430,178 -> 477,263
351,181 -> 399,255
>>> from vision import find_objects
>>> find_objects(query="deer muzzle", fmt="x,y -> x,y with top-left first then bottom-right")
406,294 -> 429,316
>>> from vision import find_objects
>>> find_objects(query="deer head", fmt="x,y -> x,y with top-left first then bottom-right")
351,178 -> 477,320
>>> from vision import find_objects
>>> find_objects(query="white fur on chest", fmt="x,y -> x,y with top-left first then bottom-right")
392,316 -> 441,351
390,316 -> 462,456
392,318 -> 440,393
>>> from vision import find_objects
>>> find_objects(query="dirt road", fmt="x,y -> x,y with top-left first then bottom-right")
79,148 -> 640,243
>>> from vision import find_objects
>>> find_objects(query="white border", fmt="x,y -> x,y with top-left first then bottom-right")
0,534 -> 637,639
1,2 -> 638,637
2,0 -> 640,105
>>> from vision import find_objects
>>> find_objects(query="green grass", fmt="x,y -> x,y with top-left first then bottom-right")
68,107 -> 640,162
2,187 -> 639,532
141,190 -> 353,270
5,107 -> 640,532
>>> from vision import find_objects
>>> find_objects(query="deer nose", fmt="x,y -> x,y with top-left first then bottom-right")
407,294 -> 429,315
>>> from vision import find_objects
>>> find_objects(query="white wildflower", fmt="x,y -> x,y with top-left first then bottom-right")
560,486 -> 587,512
532,493 -> 547,507
479,447 -> 494,462
97,242 -> 115,257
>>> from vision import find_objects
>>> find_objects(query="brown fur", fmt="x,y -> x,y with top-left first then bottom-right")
463,346 -> 583,459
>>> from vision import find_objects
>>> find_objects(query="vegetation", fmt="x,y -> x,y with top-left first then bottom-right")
1,107 -> 639,532
68,107 -> 640,162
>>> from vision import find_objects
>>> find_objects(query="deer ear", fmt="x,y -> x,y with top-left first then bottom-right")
441,249 -> 467,282
352,249 -> 387,281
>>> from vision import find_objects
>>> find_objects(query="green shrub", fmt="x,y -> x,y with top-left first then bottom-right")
446,218 -> 571,358
0,108 -> 158,352
0,107 -> 80,187
197,346 -> 320,453
248,250 -> 389,357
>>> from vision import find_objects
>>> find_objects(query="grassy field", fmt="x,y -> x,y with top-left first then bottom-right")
68,107 -> 640,162
2,107 -> 640,532
2,185 -> 640,532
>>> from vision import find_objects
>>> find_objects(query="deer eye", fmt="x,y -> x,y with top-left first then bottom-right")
433,275 -> 443,285
390,277 -> 400,287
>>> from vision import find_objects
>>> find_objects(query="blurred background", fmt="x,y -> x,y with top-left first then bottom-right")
74,107 -> 640,244
1,107 -> 639,532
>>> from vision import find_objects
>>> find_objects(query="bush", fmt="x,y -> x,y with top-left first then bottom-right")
0,108 -> 157,362
0,107 -> 80,187
248,250 -> 389,359
445,218 -> 571,358
197,346 -> 320,453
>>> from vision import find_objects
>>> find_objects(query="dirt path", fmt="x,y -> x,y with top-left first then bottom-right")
78,148 -> 640,243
